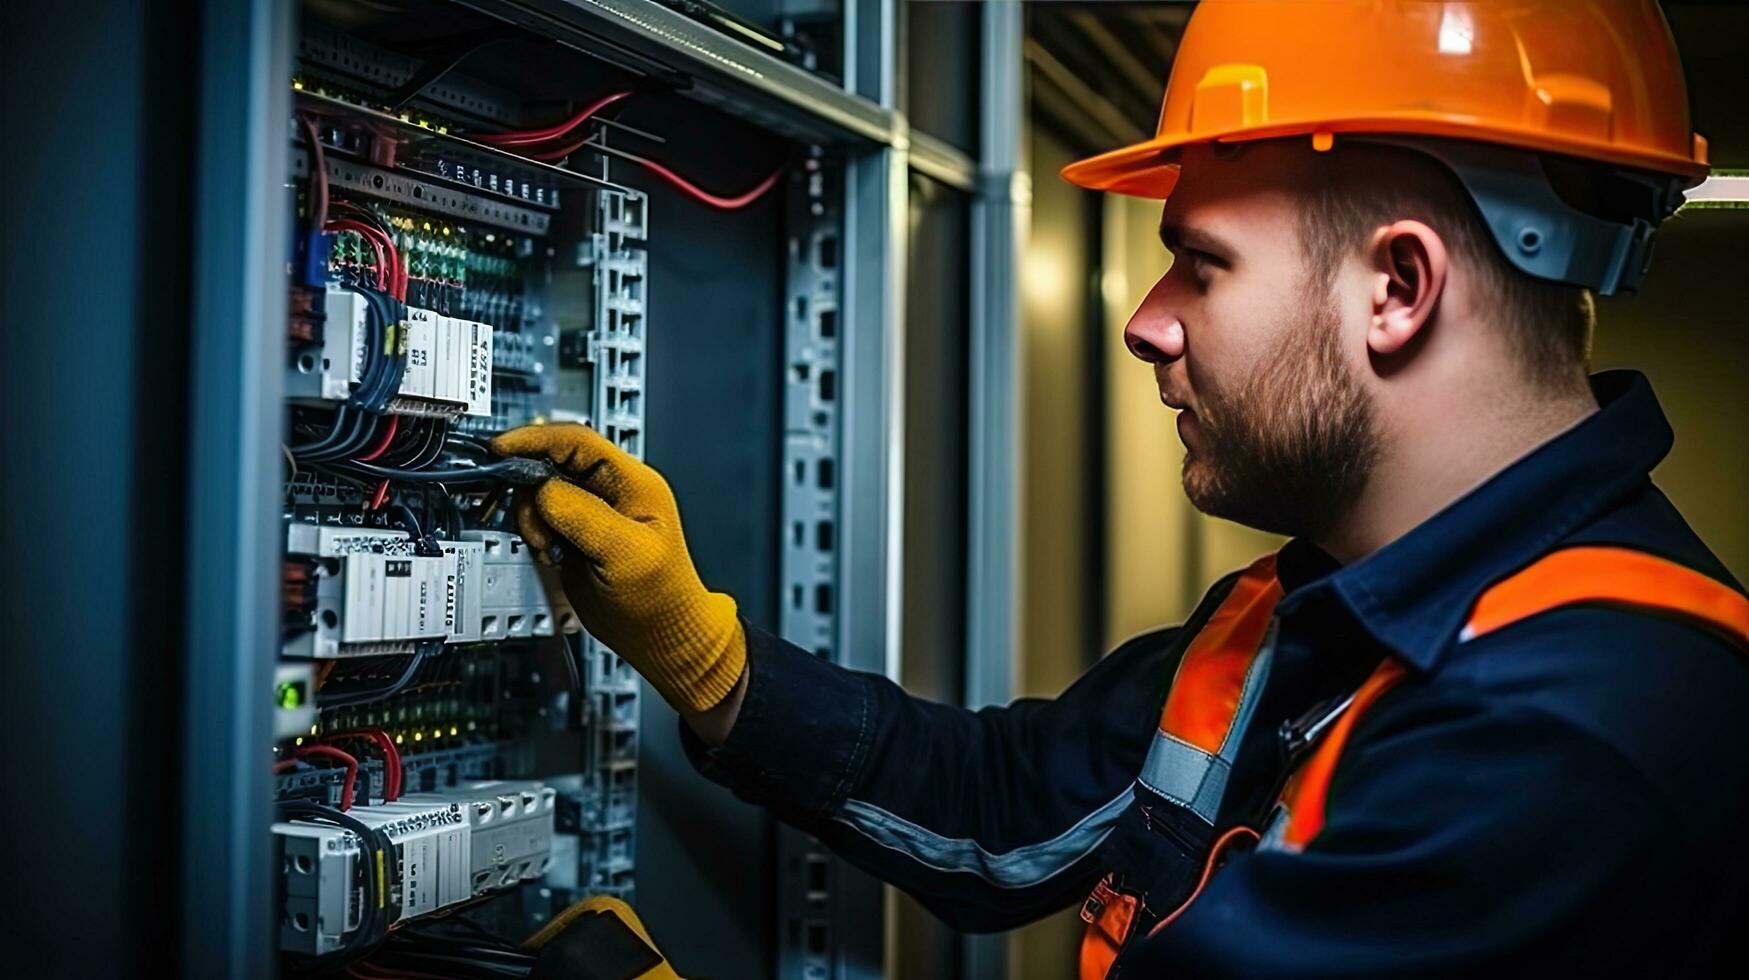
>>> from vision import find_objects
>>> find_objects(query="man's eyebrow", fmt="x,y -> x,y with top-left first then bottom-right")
1157,221 -> 1234,259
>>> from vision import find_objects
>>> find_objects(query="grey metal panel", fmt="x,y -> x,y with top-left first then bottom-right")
775,157 -> 850,980
910,130 -> 978,193
846,0 -> 897,108
181,0 -> 293,976
4,1 -> 204,973
824,142 -> 910,980
963,3 -> 1027,975
631,123 -> 787,975
965,0 -> 1026,717
469,0 -> 895,145
839,148 -> 908,684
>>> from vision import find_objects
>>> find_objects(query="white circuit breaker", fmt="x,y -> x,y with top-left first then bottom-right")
282,525 -> 576,658
275,782 -> 556,955
289,287 -> 493,417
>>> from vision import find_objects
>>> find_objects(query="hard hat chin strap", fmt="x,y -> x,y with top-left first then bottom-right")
1359,136 -> 1691,296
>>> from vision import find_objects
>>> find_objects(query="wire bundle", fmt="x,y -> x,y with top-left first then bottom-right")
352,915 -> 538,980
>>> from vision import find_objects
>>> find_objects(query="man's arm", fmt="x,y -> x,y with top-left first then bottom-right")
683,623 -> 1184,932
493,422 -> 1198,932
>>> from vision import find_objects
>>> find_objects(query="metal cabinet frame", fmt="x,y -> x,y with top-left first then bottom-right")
176,1 -> 1024,976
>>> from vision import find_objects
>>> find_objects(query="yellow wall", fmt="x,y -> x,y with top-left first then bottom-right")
1018,127 -> 1100,699
1593,208 -> 1749,581
1010,124 -> 1100,980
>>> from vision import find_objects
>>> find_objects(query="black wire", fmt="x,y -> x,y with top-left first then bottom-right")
319,645 -> 432,708
377,416 -> 432,468
355,289 -> 407,413
389,503 -> 423,540
381,27 -> 523,113
342,458 -> 529,483
411,913 -> 522,951
410,417 -> 452,469
275,801 -> 393,963
559,632 -> 583,726
434,483 -> 466,539
330,198 -> 394,238
346,285 -> 390,412
374,948 -> 529,978
306,410 -> 379,464
290,405 -> 357,459
444,431 -> 495,457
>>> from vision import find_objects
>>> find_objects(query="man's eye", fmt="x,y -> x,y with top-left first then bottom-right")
1182,250 -> 1213,281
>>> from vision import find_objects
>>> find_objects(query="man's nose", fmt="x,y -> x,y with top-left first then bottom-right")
1124,301 -> 1185,364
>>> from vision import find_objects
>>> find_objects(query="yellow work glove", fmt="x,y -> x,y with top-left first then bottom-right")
523,894 -> 684,980
492,423 -> 746,713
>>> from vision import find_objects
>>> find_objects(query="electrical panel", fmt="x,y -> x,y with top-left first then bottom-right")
274,0 -> 672,969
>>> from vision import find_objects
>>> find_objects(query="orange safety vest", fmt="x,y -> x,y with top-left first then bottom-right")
1079,546 -> 1749,980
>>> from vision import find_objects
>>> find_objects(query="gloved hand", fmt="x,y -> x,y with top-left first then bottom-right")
523,894 -> 682,980
492,423 -> 746,713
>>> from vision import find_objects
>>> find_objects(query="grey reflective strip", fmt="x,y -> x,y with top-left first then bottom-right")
1136,732 -> 1227,823
832,786 -> 1134,890
1139,624 -> 1279,824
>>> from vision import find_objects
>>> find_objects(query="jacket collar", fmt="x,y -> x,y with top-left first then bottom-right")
1274,370 -> 1672,672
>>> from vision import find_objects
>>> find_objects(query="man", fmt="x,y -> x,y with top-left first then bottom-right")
497,0 -> 1749,973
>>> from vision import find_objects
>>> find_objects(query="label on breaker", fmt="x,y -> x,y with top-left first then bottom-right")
465,319 -> 492,416
403,307 -> 439,405
394,307 -> 494,417
340,551 -> 454,644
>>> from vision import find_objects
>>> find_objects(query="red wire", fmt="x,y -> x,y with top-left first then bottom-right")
368,479 -> 391,512
290,745 -> 360,811
325,730 -> 402,801
524,136 -> 591,162
326,220 -> 390,293
631,156 -> 784,210
357,414 -> 399,462
473,91 -> 632,146
326,219 -> 404,300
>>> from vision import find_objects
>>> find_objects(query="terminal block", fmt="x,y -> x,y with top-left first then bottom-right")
281,525 -> 481,658
402,780 -> 557,895
282,525 -> 575,658
287,286 -> 492,418
462,530 -> 581,639
276,799 -> 472,955
275,782 -> 556,955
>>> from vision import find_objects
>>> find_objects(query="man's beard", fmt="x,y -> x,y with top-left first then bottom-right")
1181,289 -> 1380,540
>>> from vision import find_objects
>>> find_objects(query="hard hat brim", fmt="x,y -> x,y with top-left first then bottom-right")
1062,116 -> 1710,200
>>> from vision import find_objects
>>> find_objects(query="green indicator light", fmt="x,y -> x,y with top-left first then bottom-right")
277,682 -> 304,710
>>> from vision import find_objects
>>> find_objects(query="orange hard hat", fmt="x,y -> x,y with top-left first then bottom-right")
1062,0 -> 1708,198
1062,1 -> 1707,294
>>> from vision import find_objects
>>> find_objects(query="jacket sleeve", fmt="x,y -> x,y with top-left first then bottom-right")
680,622 -> 1186,932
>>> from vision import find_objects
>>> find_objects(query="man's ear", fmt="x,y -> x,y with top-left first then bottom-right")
1366,220 -> 1448,356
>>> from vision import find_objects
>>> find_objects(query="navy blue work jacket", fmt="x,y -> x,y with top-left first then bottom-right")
684,371 -> 1749,974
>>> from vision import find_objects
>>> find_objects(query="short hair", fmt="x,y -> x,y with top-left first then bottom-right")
1288,142 -> 1595,388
